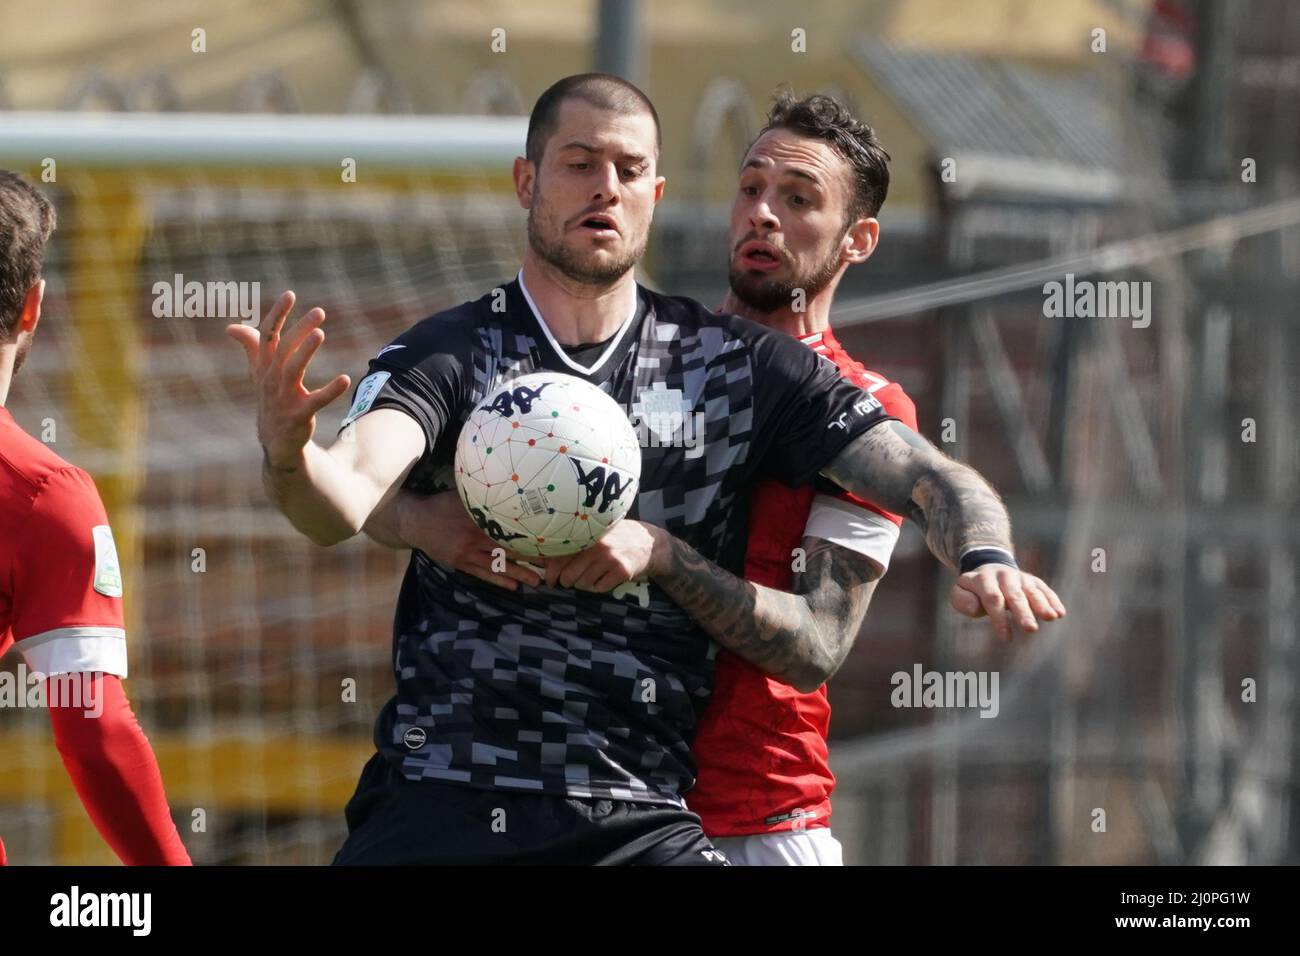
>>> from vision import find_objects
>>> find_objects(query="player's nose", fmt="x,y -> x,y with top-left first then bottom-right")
749,201 -> 778,232
593,161 -> 621,201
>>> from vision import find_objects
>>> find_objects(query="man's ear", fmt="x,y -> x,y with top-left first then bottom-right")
653,175 -> 666,204
514,156 -> 536,209
842,216 -> 879,266
20,279 -> 44,334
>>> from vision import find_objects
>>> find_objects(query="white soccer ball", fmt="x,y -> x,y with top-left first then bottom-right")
454,371 -> 641,557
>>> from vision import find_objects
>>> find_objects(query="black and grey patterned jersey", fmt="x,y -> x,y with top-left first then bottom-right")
345,276 -> 893,806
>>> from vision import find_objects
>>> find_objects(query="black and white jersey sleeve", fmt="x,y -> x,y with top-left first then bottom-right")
338,308 -> 480,461
735,317 -> 896,487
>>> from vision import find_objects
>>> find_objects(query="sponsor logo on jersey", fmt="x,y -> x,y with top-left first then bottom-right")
341,370 -> 392,428
853,394 -> 882,415
91,526 -> 123,597
402,727 -> 428,749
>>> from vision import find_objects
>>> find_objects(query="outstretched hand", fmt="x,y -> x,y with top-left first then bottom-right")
226,291 -> 351,468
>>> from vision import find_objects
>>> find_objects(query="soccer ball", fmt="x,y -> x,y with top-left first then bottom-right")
454,371 -> 641,557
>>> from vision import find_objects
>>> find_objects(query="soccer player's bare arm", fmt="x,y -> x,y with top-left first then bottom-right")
228,292 -> 425,545
259,403 -> 425,547
362,489 -> 407,549
649,534 -> 882,693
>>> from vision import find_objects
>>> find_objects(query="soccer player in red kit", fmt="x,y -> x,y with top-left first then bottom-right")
510,91 -> 1061,863
0,170 -> 190,865
684,94 -> 1063,864
689,354 -> 916,864
683,94 -> 915,863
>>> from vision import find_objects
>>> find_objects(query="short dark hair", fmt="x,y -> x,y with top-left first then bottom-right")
0,170 -> 56,341
525,73 -> 662,166
753,91 -> 891,222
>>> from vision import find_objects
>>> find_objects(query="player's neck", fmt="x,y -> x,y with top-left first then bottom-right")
719,290 -> 833,340
519,254 -> 638,347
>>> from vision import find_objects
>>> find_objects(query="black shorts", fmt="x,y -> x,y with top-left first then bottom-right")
332,753 -> 729,866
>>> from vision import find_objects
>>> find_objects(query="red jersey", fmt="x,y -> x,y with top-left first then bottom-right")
1,405 -> 128,676
687,329 -> 918,837
2,403 -> 127,864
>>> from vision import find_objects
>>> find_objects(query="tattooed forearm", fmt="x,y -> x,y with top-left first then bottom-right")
822,420 -> 1013,571
909,469 -> 1011,570
650,535 -> 882,693
793,538 -> 882,671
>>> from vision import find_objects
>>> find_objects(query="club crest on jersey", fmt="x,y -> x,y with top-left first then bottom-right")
91,526 -> 123,597
631,383 -> 688,427
629,383 -> 704,458
571,460 -> 633,513
483,382 -> 549,418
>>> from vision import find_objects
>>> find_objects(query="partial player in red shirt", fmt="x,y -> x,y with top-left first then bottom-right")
0,169 -> 190,866
679,93 -> 1063,864
687,332 -> 917,860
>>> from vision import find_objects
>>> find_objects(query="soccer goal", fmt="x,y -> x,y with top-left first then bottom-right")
0,110 -> 527,864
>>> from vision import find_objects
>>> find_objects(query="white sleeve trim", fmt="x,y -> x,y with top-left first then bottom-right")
17,626 -> 128,678
804,495 -> 900,575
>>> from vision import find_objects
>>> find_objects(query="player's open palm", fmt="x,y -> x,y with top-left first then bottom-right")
227,291 -> 351,467
948,567 -> 1066,640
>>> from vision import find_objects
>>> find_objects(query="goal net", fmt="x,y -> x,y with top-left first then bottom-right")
0,111 -> 527,864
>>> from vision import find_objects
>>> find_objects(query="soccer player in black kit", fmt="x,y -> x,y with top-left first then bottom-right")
229,74 -> 1057,864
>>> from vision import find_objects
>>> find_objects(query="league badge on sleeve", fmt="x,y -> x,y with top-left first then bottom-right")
92,525 -> 124,597
341,370 -> 392,428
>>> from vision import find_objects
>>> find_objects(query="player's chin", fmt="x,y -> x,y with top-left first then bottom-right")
575,239 -> 628,262
730,271 -> 787,305
568,247 -> 637,283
